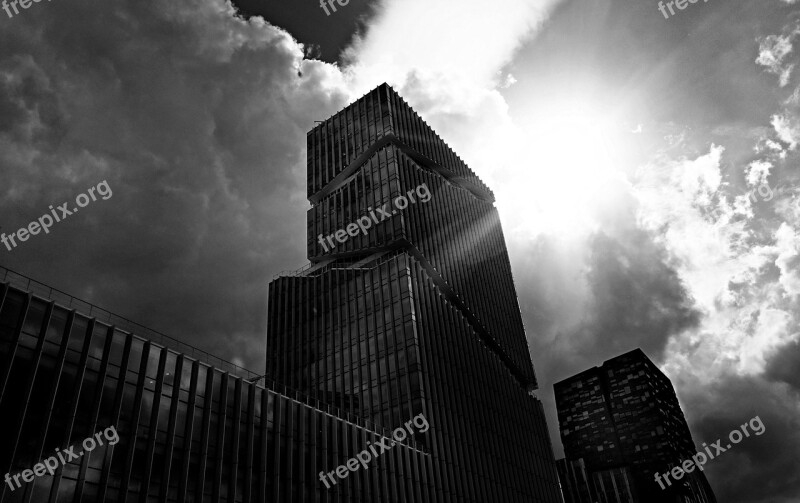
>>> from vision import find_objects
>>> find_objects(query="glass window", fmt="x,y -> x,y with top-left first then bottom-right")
89,322 -> 109,361
179,360 -> 193,396
163,352 -> 178,389
196,364 -> 208,398
56,478 -> 77,503
211,370 -> 222,404
108,330 -> 127,371
45,306 -> 70,344
67,315 -> 90,355
126,338 -> 145,384
21,297 -> 48,336
0,290 -> 25,349
97,374 -> 119,426
145,347 -> 163,379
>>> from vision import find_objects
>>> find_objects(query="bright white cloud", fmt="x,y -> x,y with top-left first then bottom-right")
745,160 -> 773,187
775,223 -> 800,297
771,113 -> 800,149
634,144 -> 800,383
757,26 -> 800,87
344,0 -> 562,93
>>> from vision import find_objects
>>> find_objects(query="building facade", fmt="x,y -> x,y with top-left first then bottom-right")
267,83 -> 562,501
556,458 -> 637,503
554,349 -> 716,503
0,267 -> 430,503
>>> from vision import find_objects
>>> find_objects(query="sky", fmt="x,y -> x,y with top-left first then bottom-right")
1,0 -> 799,501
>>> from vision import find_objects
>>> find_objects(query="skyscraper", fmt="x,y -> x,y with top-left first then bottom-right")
554,348 -> 716,503
267,83 -> 562,501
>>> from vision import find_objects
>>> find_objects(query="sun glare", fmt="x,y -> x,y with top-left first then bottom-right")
495,102 -> 630,240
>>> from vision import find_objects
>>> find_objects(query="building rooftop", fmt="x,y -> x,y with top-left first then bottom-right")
553,348 -> 662,388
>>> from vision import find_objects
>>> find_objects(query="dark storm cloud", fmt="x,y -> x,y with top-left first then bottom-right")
0,55 -> 66,146
765,339 -> 800,392
232,0 -> 376,63
572,229 -> 701,362
682,374 -> 800,503
0,0 -> 346,371
519,223 -> 701,384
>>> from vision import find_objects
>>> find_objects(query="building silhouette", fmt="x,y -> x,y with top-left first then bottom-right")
0,84 -> 561,502
267,83 -> 561,501
554,348 -> 716,503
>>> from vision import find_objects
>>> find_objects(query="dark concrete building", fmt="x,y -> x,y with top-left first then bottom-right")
0,84 -> 561,503
556,457 -> 636,503
554,348 -> 716,503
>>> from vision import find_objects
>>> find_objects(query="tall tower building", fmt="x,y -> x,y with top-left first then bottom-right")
267,83 -> 561,501
554,348 -> 717,503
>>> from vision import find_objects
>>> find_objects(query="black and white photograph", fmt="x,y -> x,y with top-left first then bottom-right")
0,0 -> 798,501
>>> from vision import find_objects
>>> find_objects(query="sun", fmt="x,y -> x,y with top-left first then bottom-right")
493,99 -> 633,241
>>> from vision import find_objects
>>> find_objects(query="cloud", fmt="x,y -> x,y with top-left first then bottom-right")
516,224 -> 701,367
0,0 -> 354,369
344,0 -> 561,92
775,223 -> 800,297
765,338 -> 800,390
0,0 -> 568,369
772,112 -> 800,149
517,106 -> 800,498
558,228 -> 701,364
682,374 -> 800,503
758,20 -> 800,153
756,22 -> 800,88
623,65 -> 800,499
745,159 -> 773,187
